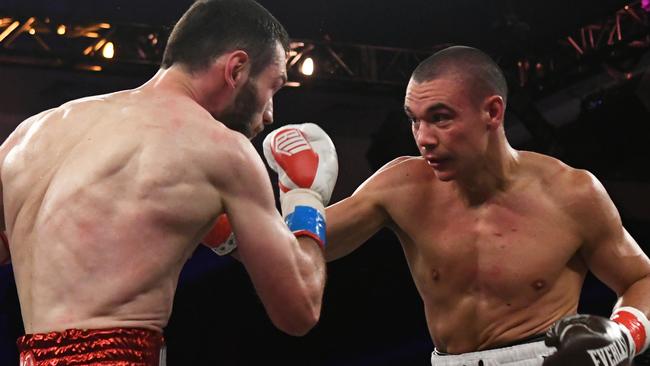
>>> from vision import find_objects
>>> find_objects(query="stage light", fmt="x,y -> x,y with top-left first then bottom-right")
84,39 -> 104,56
93,39 -> 107,52
84,32 -> 100,38
102,42 -> 115,59
28,28 -> 36,35
56,25 -> 66,35
301,57 -> 314,76
147,33 -> 158,46
0,21 -> 20,43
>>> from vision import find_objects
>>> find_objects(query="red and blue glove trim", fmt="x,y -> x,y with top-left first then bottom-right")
284,205 -> 326,249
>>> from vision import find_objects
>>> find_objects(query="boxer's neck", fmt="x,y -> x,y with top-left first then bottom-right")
142,65 -> 232,115
143,67 -> 199,99
454,133 -> 519,206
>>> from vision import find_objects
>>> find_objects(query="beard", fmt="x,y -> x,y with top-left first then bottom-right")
218,79 -> 261,138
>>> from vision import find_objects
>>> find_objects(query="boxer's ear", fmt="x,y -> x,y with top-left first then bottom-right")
224,51 -> 250,89
483,95 -> 505,131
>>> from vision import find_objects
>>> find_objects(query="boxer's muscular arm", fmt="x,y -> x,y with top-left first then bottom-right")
542,169 -> 650,363
325,187 -> 386,261
0,110 -> 50,264
0,190 -> 6,264
325,157 -> 408,261
217,132 -> 325,336
572,170 -> 650,316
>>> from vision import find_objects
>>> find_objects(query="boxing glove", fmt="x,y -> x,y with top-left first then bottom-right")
263,123 -> 338,248
263,123 -> 338,205
611,307 -> 650,357
202,214 -> 237,256
543,314 -> 633,366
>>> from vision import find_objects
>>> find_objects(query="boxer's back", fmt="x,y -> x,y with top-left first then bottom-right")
3,89 -> 227,334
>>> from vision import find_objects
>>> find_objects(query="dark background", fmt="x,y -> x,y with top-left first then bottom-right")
1,0 -> 650,365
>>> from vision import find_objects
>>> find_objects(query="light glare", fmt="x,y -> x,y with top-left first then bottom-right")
301,57 -> 314,76
102,42 -> 115,59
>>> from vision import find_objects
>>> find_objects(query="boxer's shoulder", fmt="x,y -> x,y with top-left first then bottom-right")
353,156 -> 420,192
521,151 -> 609,220
519,151 -> 596,193
373,155 -> 430,181
0,108 -> 57,171
54,91 -> 127,116
376,156 -> 419,173
351,156 -> 434,209
199,122 -> 267,188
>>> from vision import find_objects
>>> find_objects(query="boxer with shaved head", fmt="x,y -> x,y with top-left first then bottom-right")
322,45 -> 650,365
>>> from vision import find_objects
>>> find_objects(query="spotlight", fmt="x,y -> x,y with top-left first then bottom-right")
102,42 -> 114,59
28,28 -> 36,35
301,57 -> 314,76
0,21 -> 20,43
56,25 -> 66,35
147,33 -> 158,46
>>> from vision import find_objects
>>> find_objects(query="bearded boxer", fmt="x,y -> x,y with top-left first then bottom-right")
317,46 -> 650,365
0,0 -> 337,365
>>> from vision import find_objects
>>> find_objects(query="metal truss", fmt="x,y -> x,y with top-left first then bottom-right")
0,1 -> 648,92
563,1 -> 648,56
0,14 -> 433,88
0,15 -> 164,74
516,0 -> 650,92
285,39 -> 433,87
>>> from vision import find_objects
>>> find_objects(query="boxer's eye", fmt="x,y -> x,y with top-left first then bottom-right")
430,113 -> 449,123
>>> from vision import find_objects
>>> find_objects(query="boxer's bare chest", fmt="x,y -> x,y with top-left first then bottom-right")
389,177 -> 583,299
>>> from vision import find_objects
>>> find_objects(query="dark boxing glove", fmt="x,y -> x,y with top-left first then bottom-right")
543,314 -> 633,366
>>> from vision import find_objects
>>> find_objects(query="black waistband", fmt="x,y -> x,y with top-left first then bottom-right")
433,333 -> 547,356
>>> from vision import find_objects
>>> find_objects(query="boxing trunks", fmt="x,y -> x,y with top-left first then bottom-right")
431,334 -> 556,366
17,328 -> 166,366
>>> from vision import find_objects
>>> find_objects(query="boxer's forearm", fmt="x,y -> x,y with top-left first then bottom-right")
615,274 -> 650,317
262,236 -> 325,337
296,236 -> 326,311
324,198 -> 385,262
611,276 -> 650,356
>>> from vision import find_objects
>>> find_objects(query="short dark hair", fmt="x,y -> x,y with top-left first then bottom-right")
411,46 -> 508,105
161,0 -> 290,76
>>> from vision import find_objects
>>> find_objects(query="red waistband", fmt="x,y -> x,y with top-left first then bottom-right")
17,328 -> 165,366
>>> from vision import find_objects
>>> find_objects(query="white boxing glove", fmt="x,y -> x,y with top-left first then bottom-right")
263,123 -> 338,205
263,123 -> 339,248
